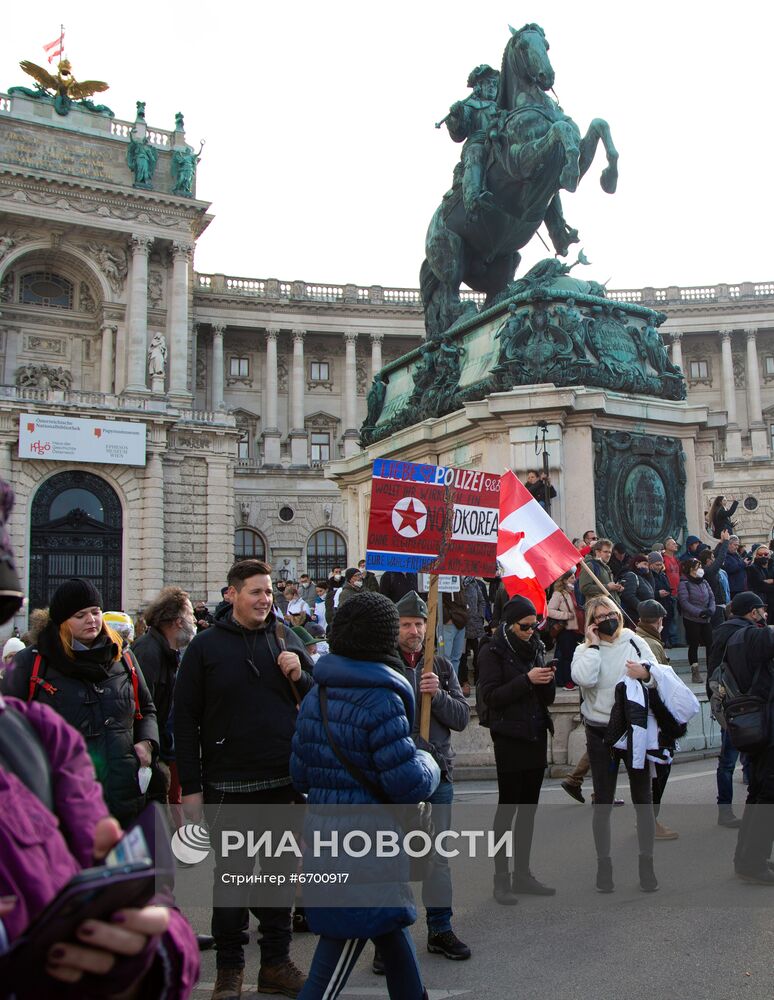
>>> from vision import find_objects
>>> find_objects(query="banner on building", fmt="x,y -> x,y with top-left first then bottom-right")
18,413 -> 147,467
366,459 -> 500,575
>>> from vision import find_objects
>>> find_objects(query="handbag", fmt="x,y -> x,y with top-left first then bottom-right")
318,686 -> 434,881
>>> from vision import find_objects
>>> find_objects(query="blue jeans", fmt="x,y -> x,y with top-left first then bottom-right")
423,778 -> 453,933
441,624 -> 466,676
716,729 -> 751,805
300,926 -> 423,999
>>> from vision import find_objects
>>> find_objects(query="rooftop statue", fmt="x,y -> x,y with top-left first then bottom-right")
8,58 -> 113,117
421,23 -> 618,339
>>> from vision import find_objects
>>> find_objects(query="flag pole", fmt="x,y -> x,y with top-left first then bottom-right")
420,574 -> 439,742
578,560 -> 638,630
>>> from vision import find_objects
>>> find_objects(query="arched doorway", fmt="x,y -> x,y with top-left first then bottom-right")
306,529 -> 347,580
29,471 -> 123,612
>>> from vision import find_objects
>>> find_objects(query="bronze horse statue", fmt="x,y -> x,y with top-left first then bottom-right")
421,23 -> 619,339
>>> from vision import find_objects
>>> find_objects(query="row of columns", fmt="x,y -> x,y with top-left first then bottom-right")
124,234 -> 193,399
671,327 -> 768,459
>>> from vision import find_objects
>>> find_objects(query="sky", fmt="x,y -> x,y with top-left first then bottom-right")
2,1 -> 773,293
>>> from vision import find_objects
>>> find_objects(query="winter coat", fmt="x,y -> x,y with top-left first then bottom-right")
634,624 -> 669,665
298,581 -> 317,606
477,627 -> 556,745
620,569 -> 655,621
362,571 -> 380,593
571,627 -> 654,726
746,559 -> 774,613
722,551 -> 748,596
711,501 -> 738,539
463,577 -> 487,639
677,577 -> 716,623
2,621 -> 159,828
399,649 -> 470,777
379,572 -> 419,605
678,535 -> 703,561
710,619 -> 774,705
580,556 -> 621,606
547,588 -> 579,632
132,627 -> 178,762
290,652 -> 440,940
334,582 -> 362,614
700,541 -> 730,607
174,605 -> 314,795
0,696 -> 199,997
442,590 -> 469,629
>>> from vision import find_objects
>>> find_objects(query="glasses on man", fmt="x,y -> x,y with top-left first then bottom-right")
515,620 -> 543,631
593,612 -> 619,624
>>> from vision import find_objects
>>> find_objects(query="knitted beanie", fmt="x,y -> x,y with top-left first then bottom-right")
502,595 -> 537,624
647,552 -> 664,564
395,590 -> 428,620
329,591 -> 398,661
638,599 -> 667,621
49,578 -> 103,625
730,591 -> 765,616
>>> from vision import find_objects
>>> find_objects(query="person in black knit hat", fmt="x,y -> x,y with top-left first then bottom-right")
477,595 -> 557,903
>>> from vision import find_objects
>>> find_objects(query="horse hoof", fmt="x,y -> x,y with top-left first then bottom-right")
600,166 -> 618,194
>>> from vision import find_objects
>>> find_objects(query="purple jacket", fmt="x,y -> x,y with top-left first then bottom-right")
677,577 -> 716,622
0,696 -> 199,998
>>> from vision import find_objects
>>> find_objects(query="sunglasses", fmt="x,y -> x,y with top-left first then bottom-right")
514,620 -> 543,631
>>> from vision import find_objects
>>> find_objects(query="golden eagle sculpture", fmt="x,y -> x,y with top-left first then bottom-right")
9,58 -> 113,117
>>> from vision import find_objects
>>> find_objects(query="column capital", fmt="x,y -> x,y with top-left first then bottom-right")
100,322 -> 118,334
369,331 -> 385,343
344,330 -> 359,345
129,234 -> 153,256
212,323 -> 226,337
719,327 -> 734,343
669,329 -> 683,343
292,328 -> 306,344
745,326 -> 759,340
171,241 -> 194,263
265,326 -> 281,341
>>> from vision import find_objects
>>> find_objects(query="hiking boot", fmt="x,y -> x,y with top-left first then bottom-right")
690,663 -> 702,684
596,857 -> 614,894
492,872 -> 519,905
372,949 -> 385,975
736,868 -> 774,885
639,855 -> 659,892
257,959 -> 307,997
718,807 -> 742,828
512,871 -> 556,896
427,929 -> 472,960
212,967 -> 244,1000
561,780 -> 584,804
654,821 -> 679,840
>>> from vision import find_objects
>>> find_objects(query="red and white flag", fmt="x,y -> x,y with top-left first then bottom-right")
496,470 -> 580,616
43,29 -> 65,65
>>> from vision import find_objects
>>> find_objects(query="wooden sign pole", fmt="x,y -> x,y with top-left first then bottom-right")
420,574 -> 439,741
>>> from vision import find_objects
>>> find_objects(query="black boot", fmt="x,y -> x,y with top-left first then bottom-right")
639,854 -> 659,892
596,857 -> 614,893
492,872 -> 519,905
512,871 -> 556,896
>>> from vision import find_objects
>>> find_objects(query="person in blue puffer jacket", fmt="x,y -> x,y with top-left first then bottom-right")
291,591 -> 440,1000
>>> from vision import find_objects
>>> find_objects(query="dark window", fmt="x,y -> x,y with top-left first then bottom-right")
306,529 -> 346,580
235,529 -> 265,560
20,272 -> 73,309
279,505 -> 295,523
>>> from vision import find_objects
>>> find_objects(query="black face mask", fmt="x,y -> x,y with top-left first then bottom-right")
597,619 -> 619,638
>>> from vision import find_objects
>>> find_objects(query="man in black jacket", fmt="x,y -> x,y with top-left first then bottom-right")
175,559 -> 314,999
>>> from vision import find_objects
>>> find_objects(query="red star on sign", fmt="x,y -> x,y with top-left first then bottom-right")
397,499 -> 423,531
391,497 -> 428,537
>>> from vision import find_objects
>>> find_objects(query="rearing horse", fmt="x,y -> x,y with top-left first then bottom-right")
421,23 -> 619,339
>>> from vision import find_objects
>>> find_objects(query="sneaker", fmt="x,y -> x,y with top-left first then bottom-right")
512,871 -> 556,896
257,959 -> 307,997
212,967 -> 244,1000
427,929 -> 472,960
564,682 -> 576,690
654,821 -> 679,840
372,949 -> 385,975
561,780 -> 584,804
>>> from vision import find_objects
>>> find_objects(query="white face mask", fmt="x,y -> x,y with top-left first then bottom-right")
694,568 -> 704,579
351,579 -> 363,589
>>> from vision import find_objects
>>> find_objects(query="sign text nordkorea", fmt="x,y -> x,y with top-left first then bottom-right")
18,414 -> 146,467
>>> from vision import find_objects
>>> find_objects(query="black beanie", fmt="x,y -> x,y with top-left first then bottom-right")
49,578 -> 103,625
344,567 -> 361,583
329,591 -> 399,661
502,595 -> 538,624
730,591 -> 765,616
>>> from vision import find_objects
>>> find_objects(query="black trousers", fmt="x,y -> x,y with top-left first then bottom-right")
735,746 -> 774,875
683,618 -> 713,665
204,784 -> 296,970
492,766 -> 545,875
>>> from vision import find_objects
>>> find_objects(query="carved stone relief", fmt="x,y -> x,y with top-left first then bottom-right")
83,243 -> 128,295
24,335 -> 66,355
16,363 -> 73,390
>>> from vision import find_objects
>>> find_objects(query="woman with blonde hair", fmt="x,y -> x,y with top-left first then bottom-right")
2,578 -> 158,826
571,595 -> 666,893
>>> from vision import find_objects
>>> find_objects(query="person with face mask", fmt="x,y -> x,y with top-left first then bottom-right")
745,545 -> 774,618
677,559 -> 716,683
619,554 -> 655,625
333,568 -> 365,617
571,596 -> 668,893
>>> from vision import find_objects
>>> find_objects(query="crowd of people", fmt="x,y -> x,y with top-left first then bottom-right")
1,474 -> 773,999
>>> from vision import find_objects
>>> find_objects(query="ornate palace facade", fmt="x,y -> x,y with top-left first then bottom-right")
1,85 -> 774,633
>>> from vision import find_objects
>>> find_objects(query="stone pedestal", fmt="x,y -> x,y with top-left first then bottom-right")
150,373 -> 165,394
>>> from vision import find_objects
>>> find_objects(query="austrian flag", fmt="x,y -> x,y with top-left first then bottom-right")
497,470 -> 580,616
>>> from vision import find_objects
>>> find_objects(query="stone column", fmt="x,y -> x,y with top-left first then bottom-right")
124,235 -> 153,393
720,328 -> 742,459
370,331 -> 384,380
3,326 -> 20,387
211,323 -> 225,411
142,449 -> 165,600
670,330 -> 683,372
169,242 -> 193,400
343,331 -> 360,457
99,323 -> 116,394
289,329 -> 308,466
262,326 -> 281,466
745,327 -> 768,457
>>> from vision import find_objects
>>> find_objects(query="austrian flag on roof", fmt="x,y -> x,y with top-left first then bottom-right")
497,470 -> 580,614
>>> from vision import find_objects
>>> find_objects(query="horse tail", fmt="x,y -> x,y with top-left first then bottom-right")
420,258 -> 442,338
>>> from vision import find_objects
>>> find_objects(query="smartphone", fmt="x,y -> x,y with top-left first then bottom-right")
1,803 -> 174,995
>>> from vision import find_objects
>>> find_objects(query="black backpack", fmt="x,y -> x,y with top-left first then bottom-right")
708,628 -> 772,752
